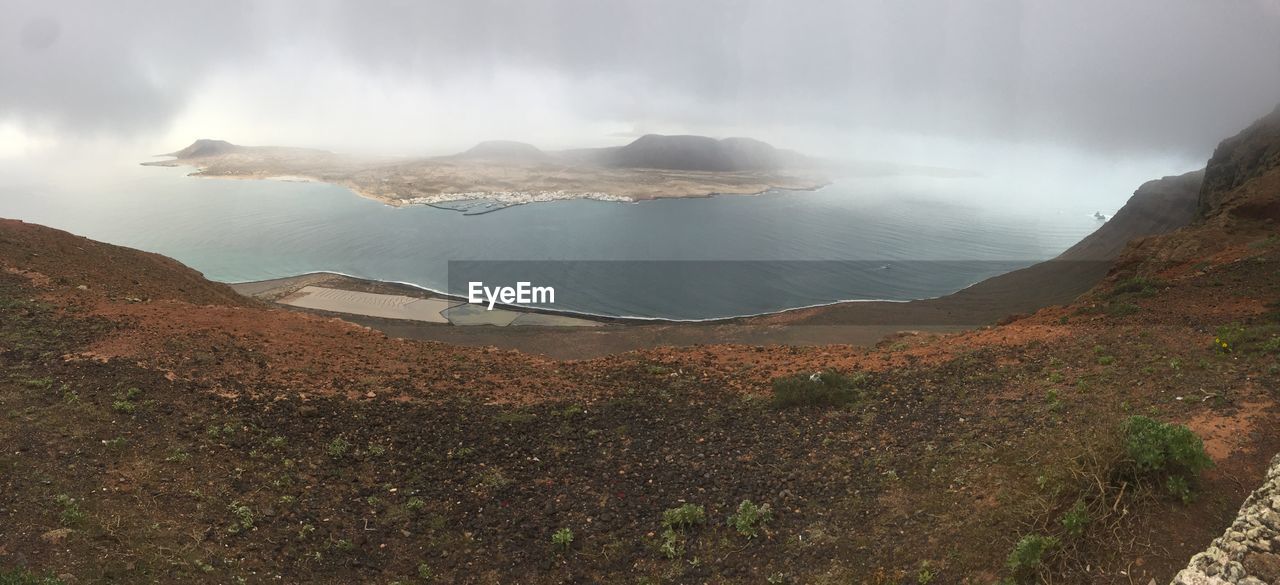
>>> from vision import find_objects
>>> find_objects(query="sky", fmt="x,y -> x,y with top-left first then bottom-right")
2,0 -> 1279,173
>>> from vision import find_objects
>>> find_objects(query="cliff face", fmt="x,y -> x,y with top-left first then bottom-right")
1199,104 -> 1280,218
1059,169 -> 1205,262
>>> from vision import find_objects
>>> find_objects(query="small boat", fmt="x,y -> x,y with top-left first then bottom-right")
1093,211 -> 1107,221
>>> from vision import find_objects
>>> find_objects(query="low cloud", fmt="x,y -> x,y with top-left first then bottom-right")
2,0 -> 1278,159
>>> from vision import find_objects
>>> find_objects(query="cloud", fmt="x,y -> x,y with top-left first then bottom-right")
2,0 -> 1278,158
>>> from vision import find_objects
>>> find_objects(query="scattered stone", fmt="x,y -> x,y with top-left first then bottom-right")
1172,454 -> 1280,584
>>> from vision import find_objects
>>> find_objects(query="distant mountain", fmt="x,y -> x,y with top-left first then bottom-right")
452,140 -> 551,164
168,139 -> 240,159
590,134 -> 800,172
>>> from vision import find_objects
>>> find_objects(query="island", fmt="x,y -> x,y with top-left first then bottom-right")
143,135 -> 829,212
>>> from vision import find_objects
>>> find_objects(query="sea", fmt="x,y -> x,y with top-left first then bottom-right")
0,161 -> 1109,320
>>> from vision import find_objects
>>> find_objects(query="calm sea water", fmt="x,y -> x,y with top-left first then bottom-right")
0,162 -> 1104,319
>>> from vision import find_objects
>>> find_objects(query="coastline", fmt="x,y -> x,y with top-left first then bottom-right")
142,157 -> 830,213
221,167 -> 1204,357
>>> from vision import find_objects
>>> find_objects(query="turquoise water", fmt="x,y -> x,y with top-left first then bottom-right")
0,162 -> 1104,319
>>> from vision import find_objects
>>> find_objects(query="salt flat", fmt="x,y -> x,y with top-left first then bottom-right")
276,285 -> 604,327
280,286 -> 457,323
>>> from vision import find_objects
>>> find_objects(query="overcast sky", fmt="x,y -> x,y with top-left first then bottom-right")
2,0 -> 1279,165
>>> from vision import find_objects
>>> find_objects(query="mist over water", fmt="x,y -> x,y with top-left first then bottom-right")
0,160 -> 1107,319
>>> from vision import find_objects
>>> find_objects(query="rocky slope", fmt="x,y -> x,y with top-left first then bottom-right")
1200,104 -> 1280,217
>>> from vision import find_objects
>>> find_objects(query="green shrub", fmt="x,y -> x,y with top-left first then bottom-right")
53,494 -> 84,526
226,501 -> 254,533
1060,500 -> 1089,538
771,371 -> 867,408
658,503 -> 706,559
551,527 -> 574,552
326,437 -> 350,458
662,503 -> 706,530
1215,323 -> 1280,354
727,500 -> 773,538
1006,534 -> 1058,581
1216,324 -> 1246,353
1122,416 -> 1212,500
1109,276 -> 1163,297
658,528 -> 684,559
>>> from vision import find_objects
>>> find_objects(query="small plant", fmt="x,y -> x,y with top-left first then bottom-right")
658,529 -> 684,559
551,527 -> 574,553
1122,416 -> 1212,500
405,497 -> 426,512
326,437 -> 350,458
726,499 -> 773,538
662,503 -> 706,530
1215,324 -> 1245,353
1097,355 -> 1115,366
1006,534 -> 1058,582
417,562 -> 433,580
771,371 -> 867,408
226,501 -> 254,533
658,503 -> 706,559
1045,389 -> 1062,412
54,494 -> 84,526
1213,323 -> 1280,354
917,561 -> 936,584
1060,500 -> 1089,538
478,468 -> 512,490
